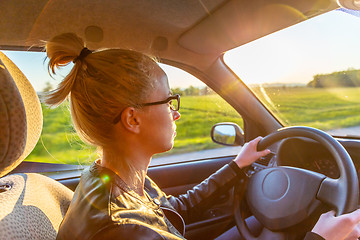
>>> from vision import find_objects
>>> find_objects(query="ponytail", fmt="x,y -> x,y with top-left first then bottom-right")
45,33 -> 86,106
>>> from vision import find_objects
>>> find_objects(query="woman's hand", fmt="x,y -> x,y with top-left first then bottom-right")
312,210 -> 360,240
234,136 -> 271,169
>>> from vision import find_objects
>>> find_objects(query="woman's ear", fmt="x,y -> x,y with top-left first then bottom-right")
118,107 -> 141,134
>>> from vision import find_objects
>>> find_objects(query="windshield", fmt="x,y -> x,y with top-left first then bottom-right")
224,9 -> 360,138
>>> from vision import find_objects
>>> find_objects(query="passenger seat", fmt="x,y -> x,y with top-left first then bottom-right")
0,51 -> 73,240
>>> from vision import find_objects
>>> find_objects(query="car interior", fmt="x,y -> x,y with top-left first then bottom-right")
1,0 -> 360,239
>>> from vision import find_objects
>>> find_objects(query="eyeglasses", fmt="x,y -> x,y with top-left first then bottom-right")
113,94 -> 180,124
141,94 -> 180,111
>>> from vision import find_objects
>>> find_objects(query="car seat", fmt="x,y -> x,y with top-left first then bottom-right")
0,52 -> 73,239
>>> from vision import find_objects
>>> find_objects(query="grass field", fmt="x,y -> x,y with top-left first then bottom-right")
27,94 -> 243,165
252,87 -> 360,130
26,87 -> 360,165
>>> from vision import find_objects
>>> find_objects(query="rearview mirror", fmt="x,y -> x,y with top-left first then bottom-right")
211,122 -> 244,146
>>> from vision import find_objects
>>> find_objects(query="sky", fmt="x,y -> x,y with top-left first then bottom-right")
224,9 -> 360,85
3,9 -> 360,91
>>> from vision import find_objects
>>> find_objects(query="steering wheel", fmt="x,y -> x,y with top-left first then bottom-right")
234,126 -> 359,240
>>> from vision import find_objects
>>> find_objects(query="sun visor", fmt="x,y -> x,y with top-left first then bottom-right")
178,0 -> 337,55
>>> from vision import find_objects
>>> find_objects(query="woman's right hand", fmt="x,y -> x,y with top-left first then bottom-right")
233,136 -> 270,169
311,209 -> 360,240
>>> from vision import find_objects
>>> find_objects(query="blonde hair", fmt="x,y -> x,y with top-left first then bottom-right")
45,33 -> 159,147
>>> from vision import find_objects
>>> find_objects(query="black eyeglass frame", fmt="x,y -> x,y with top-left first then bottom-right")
141,94 -> 180,111
113,94 -> 180,124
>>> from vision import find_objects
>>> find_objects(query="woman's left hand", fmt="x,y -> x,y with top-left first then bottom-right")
234,136 -> 271,169
312,210 -> 360,240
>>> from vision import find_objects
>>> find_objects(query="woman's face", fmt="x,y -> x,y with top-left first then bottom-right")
139,68 -> 181,155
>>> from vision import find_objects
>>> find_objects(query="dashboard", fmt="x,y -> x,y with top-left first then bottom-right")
276,138 -> 360,180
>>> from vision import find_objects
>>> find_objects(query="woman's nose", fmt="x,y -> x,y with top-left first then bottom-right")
173,110 -> 181,121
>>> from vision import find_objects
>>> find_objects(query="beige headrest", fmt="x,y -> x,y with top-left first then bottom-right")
0,52 -> 43,177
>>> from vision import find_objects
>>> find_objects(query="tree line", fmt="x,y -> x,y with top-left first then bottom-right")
171,86 -> 214,96
43,83 -> 214,97
308,69 -> 360,88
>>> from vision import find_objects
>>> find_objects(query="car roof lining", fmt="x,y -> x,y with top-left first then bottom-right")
0,0 -> 339,70
178,0 -> 339,54
0,0 -> 224,50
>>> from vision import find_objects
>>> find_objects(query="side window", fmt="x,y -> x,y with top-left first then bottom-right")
153,64 -> 243,164
2,51 -> 243,165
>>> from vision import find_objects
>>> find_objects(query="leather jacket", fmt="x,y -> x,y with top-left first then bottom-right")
56,161 -> 323,240
56,161 -> 245,240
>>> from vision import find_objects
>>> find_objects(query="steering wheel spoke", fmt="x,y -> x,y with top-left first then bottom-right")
257,228 -> 286,240
317,177 -> 344,214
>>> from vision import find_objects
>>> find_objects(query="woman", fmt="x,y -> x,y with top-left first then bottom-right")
46,33 -> 360,240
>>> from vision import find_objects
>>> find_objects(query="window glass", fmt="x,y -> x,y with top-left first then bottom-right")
2,51 -> 243,165
154,65 -> 243,165
224,9 -> 360,138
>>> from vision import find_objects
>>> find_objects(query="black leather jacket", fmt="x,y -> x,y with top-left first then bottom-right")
56,161 -> 245,240
56,161 -> 323,240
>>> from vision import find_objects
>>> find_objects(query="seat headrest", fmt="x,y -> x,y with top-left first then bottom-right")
0,52 -> 43,177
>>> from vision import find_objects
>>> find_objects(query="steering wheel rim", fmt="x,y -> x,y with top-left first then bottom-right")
234,126 -> 359,240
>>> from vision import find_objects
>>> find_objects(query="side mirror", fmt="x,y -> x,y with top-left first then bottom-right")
211,122 -> 244,146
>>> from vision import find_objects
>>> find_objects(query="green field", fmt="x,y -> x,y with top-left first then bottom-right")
27,94 -> 243,165
26,87 -> 360,165
252,87 -> 360,130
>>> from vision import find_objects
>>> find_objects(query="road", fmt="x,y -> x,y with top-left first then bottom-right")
151,146 -> 241,166
327,126 -> 360,137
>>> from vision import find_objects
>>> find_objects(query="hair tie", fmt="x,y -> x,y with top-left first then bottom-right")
73,48 -> 93,63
